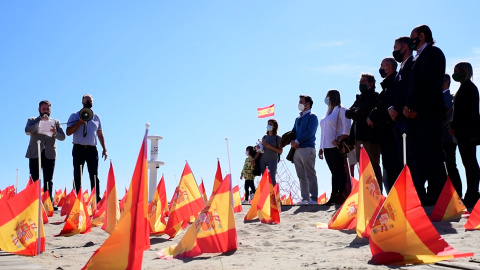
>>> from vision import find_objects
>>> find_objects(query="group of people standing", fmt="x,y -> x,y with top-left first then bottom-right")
242,24 -> 480,208
25,94 -> 107,204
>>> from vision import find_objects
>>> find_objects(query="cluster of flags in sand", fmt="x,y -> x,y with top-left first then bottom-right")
2,130 -> 480,267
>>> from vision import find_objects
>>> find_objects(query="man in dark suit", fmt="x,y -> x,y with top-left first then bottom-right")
403,25 -> 447,205
25,100 -> 66,202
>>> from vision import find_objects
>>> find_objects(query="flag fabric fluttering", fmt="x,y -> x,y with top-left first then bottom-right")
257,104 -> 275,118
86,187 -> 96,217
101,162 -> 120,234
81,129 -> 150,270
430,176 -> 466,222
199,179 -> 208,203
41,191 -> 54,217
317,192 -> 327,204
149,176 -> 168,234
327,177 -> 360,230
210,160 -> 223,199
232,184 -> 243,213
465,199 -> 480,230
369,166 -> 473,265
245,168 -> 280,224
53,189 -> 65,206
158,174 -> 237,259
357,147 -> 385,238
56,188 -> 91,237
163,163 -> 206,238
0,180 -> 45,256
61,190 -> 76,217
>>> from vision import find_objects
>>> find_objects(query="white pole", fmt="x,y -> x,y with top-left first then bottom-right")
225,138 -> 233,178
94,175 -> 97,212
15,168 -> 18,194
36,140 -> 42,255
402,133 -> 407,166
79,164 -> 82,195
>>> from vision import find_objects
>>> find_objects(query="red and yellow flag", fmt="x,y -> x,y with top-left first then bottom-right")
101,162 -> 120,234
83,190 -> 90,204
82,129 -> 150,270
86,187 -> 97,216
369,166 -> 473,265
118,188 -> 128,214
245,168 -> 280,224
357,147 -> 385,238
257,104 -> 275,118
465,199 -> 480,230
56,188 -> 91,236
61,190 -> 77,217
328,178 -> 359,230
41,191 -> 54,217
57,188 -> 67,207
91,199 -> 106,227
199,178 -> 208,203
149,176 -> 168,234
430,176 -> 466,222
53,189 -> 65,206
232,184 -> 242,213
318,192 -> 327,204
0,180 -> 45,256
163,163 -> 206,238
158,174 -> 237,259
0,185 -> 15,201
210,160 -> 223,199
286,193 -> 293,205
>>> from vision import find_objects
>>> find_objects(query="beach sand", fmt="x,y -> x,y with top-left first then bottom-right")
20,204 -> 480,270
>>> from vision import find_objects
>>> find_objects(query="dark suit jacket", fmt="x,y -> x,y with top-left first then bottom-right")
406,43 -> 446,119
442,90 -> 457,143
450,80 -> 480,141
390,56 -> 414,120
345,88 -> 379,142
25,116 -> 65,159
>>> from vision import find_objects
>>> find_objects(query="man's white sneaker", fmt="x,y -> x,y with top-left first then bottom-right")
299,200 -> 309,205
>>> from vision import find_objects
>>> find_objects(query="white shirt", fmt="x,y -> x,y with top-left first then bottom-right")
414,42 -> 429,60
319,106 -> 351,150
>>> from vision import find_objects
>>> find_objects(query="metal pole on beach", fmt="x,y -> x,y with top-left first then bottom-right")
36,140 -> 42,255
402,134 -> 407,166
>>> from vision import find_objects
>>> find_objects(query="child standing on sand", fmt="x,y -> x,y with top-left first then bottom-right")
240,146 -> 256,203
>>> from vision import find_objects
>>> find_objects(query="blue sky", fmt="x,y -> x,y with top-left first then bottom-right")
1,1 -> 479,200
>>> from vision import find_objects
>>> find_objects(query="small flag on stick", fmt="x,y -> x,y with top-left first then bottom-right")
257,104 -> 275,118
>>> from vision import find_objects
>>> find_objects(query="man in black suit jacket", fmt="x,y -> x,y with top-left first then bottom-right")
403,25 -> 447,205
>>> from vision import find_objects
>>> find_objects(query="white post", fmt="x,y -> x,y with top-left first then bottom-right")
402,133 -> 407,166
94,175 -> 97,212
36,140 -> 42,255
147,135 -> 164,202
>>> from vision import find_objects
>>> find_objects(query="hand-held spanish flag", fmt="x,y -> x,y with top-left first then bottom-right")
465,199 -> 480,230
357,147 -> 385,238
232,185 -> 242,213
257,104 -> 275,118
149,175 -> 168,234
430,176 -> 466,222
199,178 -> 208,203
163,163 -> 206,238
328,178 -> 359,230
158,174 -> 237,259
210,160 -> 223,199
369,166 -> 473,265
101,162 -> 120,234
82,128 -> 150,270
56,188 -> 91,237
0,180 -> 45,256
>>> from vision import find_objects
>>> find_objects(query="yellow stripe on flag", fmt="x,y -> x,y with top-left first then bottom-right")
257,104 -> 275,118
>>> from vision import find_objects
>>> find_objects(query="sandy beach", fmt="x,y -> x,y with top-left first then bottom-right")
14,203 -> 480,270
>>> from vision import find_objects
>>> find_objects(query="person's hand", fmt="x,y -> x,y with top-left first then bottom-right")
290,141 -> 299,149
403,106 -> 417,119
366,117 -> 374,127
388,108 -> 398,121
263,141 -> 271,149
332,139 -> 339,146
240,175 -> 243,180
318,149 -> 324,160
50,125 -> 56,136
102,149 -> 108,160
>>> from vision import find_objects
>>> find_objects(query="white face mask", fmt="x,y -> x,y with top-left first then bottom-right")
266,125 -> 273,131
298,103 -> 305,111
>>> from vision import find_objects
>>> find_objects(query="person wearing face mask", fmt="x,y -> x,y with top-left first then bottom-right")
449,62 -> 480,208
240,146 -> 257,203
367,58 -> 402,193
67,94 -> 107,202
345,73 -> 382,192
403,25 -> 446,206
318,90 -> 351,205
25,100 -> 66,204
253,119 -> 283,186
291,95 -> 319,205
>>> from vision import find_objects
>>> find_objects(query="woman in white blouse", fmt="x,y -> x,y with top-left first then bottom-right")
318,90 -> 352,205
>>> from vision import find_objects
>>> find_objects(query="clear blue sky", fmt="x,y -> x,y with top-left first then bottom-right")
1,1 -> 479,199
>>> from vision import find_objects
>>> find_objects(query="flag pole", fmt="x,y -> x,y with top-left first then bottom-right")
402,133 -> 407,166
94,174 -> 97,212
36,140 -> 42,255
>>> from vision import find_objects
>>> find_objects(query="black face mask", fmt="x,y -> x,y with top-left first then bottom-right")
379,68 -> 387,78
359,84 -> 369,93
83,101 -> 92,109
392,49 -> 404,62
410,37 -> 420,50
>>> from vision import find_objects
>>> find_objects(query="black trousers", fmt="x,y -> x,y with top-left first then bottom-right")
73,144 -> 101,201
458,140 -> 480,201
443,142 -> 463,197
324,147 -> 347,194
244,180 -> 256,199
29,149 -> 55,200
380,125 -> 403,194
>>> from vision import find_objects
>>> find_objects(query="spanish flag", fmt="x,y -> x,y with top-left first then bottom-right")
317,192 -> 327,204
0,185 -> 15,201
53,189 -> 65,206
199,178 -> 208,203
286,193 -> 294,205
257,104 -> 275,118
61,190 -> 76,217
210,160 -> 223,199
86,187 -> 96,216
369,166 -> 473,265
56,188 -> 91,237
158,174 -> 237,259
57,188 -> 67,207
101,162 -> 120,234
91,199 -> 106,227
430,176 -> 466,222
328,178 -> 359,230
232,185 -> 242,213
41,191 -> 54,217
149,175 -> 168,234
465,199 -> 480,230
83,190 -> 90,205
357,147 -> 385,238
245,168 -> 280,224
81,129 -> 150,270
0,180 -> 45,256
163,163 -> 206,238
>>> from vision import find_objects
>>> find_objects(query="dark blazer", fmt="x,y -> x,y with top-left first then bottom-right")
390,56 -> 414,120
442,90 -> 457,143
406,43 -> 446,119
450,80 -> 480,141
370,71 -> 398,125
25,116 -> 65,159
345,88 -> 379,142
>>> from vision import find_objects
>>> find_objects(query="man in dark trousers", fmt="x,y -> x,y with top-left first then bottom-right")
403,25 -> 447,205
367,57 -> 402,193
